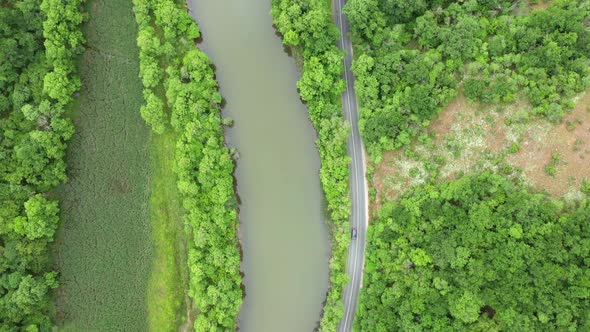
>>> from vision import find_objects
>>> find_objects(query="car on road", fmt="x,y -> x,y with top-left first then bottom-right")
351,227 -> 357,240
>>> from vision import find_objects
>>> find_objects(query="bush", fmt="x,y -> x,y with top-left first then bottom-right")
544,152 -> 561,177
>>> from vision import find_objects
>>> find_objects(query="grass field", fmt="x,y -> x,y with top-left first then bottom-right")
147,130 -> 194,332
52,0 -> 186,330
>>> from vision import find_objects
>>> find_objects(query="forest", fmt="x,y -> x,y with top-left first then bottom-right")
356,173 -> 590,331
347,0 -> 590,331
132,0 -> 242,329
345,0 -> 590,159
0,0 -> 84,330
271,0 -> 353,330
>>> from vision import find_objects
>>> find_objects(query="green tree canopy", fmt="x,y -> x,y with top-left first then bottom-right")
0,0 -> 84,329
358,173 -> 590,331
346,0 -> 590,157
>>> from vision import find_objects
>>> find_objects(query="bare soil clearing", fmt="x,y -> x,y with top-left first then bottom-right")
508,90 -> 590,198
371,89 -> 590,212
529,1 -> 552,11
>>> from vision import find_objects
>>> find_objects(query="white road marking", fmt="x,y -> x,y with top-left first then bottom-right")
336,0 -> 362,330
331,0 -> 370,330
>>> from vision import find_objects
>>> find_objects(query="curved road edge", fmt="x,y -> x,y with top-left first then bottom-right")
332,0 -> 370,331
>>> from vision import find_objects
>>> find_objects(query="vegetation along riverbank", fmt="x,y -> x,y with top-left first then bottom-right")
132,0 -> 243,329
271,0 -> 353,330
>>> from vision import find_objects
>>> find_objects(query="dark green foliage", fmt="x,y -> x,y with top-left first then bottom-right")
0,0 -> 44,101
357,173 -> 590,331
346,0 -> 590,157
271,0 -> 352,330
272,0 -> 341,56
0,0 -> 84,329
132,0 -> 242,329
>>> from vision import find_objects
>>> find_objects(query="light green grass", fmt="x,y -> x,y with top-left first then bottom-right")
147,130 -> 193,332
52,0 -> 185,330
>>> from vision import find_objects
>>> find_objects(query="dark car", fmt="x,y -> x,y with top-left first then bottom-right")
351,227 -> 357,240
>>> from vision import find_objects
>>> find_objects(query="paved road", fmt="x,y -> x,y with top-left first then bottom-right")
332,0 -> 369,331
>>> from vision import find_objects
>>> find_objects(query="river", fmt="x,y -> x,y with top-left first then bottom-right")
186,0 -> 330,331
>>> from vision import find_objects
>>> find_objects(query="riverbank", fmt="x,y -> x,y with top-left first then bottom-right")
133,0 -> 243,329
270,0 -> 352,330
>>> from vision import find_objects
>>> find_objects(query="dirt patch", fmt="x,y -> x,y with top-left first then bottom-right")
430,94 -> 471,136
109,176 -> 130,194
371,89 -> 590,212
371,150 -> 406,213
507,90 -> 590,197
371,94 -> 509,212
529,0 -> 552,10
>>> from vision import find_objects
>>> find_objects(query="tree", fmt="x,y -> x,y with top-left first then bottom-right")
43,66 -> 79,105
344,0 -> 385,43
140,92 -> 167,134
11,195 -> 59,240
379,0 -> 429,24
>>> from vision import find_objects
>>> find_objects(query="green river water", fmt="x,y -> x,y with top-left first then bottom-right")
187,0 -> 331,331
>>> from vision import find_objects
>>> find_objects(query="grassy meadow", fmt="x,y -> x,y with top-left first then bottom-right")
147,130 -> 193,332
52,0 -> 187,330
